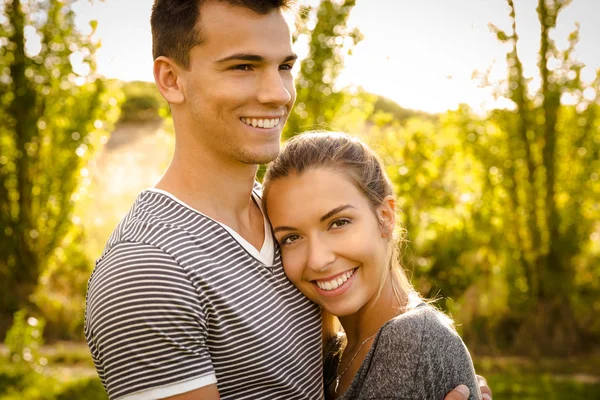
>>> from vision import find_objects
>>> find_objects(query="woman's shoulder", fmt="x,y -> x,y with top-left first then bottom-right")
375,302 -> 467,364
373,304 -> 480,399
382,303 -> 455,339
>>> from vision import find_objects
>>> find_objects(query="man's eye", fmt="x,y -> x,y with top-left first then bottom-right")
232,64 -> 253,71
281,234 -> 300,245
330,218 -> 351,229
279,64 -> 293,71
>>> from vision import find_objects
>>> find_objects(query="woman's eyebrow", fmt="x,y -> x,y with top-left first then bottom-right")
273,225 -> 296,234
272,204 -> 356,234
320,204 -> 355,222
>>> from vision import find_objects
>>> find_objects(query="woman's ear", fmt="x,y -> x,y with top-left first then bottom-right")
153,56 -> 185,105
377,195 -> 396,238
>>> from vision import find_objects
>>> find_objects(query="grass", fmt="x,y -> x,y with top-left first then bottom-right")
1,343 -> 599,399
0,343 -> 105,400
474,355 -> 600,399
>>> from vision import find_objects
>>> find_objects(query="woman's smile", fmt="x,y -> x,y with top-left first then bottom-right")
313,267 -> 358,297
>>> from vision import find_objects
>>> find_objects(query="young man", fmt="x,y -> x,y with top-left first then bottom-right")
85,1 -> 491,399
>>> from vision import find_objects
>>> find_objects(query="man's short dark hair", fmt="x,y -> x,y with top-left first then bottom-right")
151,0 -> 295,69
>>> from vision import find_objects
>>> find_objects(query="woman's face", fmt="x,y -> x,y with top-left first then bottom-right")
265,167 -> 394,317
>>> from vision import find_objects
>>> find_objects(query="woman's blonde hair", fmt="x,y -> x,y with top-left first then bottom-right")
262,131 -> 418,342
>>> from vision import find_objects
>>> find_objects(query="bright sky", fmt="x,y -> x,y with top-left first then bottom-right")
73,0 -> 600,114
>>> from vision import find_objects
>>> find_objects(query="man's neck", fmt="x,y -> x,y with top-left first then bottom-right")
155,138 -> 265,248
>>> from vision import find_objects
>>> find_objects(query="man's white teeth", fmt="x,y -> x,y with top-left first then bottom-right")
316,269 -> 355,291
241,117 -> 280,128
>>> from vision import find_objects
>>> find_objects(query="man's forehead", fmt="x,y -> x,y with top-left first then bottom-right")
196,1 -> 294,33
193,3 -> 294,58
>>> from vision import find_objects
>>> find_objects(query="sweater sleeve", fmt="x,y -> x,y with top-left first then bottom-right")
342,305 -> 481,400
414,308 -> 481,400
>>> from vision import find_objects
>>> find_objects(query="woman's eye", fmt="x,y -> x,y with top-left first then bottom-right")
280,234 -> 300,245
330,218 -> 351,229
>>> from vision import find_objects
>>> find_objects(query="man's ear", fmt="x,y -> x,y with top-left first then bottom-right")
154,56 -> 185,105
377,195 -> 396,238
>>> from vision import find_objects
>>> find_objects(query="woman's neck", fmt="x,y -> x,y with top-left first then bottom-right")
330,279 -> 408,399
339,279 -> 406,349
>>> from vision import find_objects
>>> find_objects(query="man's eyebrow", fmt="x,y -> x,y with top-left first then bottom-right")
320,204 -> 355,223
216,53 -> 298,63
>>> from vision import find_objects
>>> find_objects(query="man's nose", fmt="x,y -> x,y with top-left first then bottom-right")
257,69 -> 292,106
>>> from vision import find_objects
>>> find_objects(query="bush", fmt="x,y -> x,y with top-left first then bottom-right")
119,81 -> 168,122
31,228 -> 92,341
55,378 -> 107,400
4,310 -> 46,374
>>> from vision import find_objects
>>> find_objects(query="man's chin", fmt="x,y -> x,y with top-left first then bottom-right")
242,149 -> 281,166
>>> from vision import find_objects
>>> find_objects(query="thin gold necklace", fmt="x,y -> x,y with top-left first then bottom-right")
334,331 -> 378,394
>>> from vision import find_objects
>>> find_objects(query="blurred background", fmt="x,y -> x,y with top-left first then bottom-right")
0,0 -> 599,398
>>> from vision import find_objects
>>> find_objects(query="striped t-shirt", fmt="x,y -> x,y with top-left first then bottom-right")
84,188 -> 323,399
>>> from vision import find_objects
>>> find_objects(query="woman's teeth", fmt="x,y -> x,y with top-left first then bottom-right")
316,269 -> 355,291
241,117 -> 280,129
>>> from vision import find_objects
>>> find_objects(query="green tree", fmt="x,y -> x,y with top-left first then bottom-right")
0,0 -> 119,335
284,0 -> 363,139
461,0 -> 600,353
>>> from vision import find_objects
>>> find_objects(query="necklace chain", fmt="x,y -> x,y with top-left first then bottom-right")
335,331 -> 378,393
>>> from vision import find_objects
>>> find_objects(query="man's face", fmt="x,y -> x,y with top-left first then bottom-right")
178,2 -> 297,165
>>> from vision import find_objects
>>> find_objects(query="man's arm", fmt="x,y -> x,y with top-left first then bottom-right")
477,375 -> 493,400
164,384 -> 221,400
444,384 -> 471,400
86,242 -> 216,399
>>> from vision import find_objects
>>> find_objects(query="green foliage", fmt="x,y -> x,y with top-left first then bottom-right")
454,0 -> 600,353
0,371 -> 106,400
474,356 -> 600,399
30,227 -> 92,340
55,379 -> 107,400
370,94 -> 438,125
284,0 -> 363,138
119,80 -> 168,122
0,333 -> 107,399
4,310 -> 46,374
0,372 -> 61,400
0,0 -> 119,335
355,116 -> 486,307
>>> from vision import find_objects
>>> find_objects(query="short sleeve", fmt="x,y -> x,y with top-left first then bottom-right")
416,310 -> 482,400
85,242 -> 215,399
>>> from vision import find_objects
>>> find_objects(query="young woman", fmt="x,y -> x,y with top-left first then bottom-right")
262,132 -> 482,400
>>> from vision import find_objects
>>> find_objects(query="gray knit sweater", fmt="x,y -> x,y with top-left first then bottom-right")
334,304 -> 481,400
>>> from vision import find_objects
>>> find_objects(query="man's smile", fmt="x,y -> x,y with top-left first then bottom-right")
240,117 -> 281,128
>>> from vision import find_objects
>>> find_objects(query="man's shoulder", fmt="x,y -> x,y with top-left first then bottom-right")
101,189 -> 225,255
124,189 -> 197,228
110,190 -> 182,233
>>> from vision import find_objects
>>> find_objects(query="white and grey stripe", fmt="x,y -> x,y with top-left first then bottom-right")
85,189 -> 323,399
